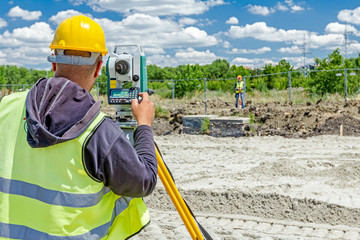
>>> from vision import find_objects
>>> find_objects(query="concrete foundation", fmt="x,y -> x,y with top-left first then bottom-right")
182,115 -> 250,137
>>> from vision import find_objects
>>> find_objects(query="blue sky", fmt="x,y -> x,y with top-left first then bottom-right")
0,0 -> 359,70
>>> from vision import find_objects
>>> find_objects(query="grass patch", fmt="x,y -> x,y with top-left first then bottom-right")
249,113 -> 255,124
155,105 -> 170,119
201,117 -> 210,134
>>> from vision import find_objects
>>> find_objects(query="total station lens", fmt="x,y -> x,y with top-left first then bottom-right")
115,60 -> 130,75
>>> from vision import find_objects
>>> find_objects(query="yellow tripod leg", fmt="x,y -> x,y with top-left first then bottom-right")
155,147 -> 204,240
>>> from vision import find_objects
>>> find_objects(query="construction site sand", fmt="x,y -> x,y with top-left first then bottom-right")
133,134 -> 360,240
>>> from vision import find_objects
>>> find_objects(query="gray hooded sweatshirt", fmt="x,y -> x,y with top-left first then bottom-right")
25,77 -> 157,197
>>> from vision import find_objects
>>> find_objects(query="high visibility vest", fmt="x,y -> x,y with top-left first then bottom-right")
235,81 -> 244,93
0,91 -> 150,240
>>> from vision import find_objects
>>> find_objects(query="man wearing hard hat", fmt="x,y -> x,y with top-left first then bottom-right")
234,75 -> 245,109
0,15 -> 157,239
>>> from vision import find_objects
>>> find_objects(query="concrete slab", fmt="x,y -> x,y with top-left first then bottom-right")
182,115 -> 217,135
210,116 -> 250,124
182,114 -> 250,137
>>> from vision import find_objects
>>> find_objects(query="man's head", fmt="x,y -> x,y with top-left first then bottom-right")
48,15 -> 108,91
237,75 -> 242,81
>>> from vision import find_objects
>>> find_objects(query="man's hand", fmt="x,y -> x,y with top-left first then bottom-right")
132,92 -> 155,127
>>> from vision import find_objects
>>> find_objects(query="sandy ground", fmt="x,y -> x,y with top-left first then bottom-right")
133,134 -> 360,240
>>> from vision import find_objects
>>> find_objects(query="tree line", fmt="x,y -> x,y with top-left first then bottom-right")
1,49 -> 360,98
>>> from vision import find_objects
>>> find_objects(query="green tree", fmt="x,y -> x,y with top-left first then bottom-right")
204,59 -> 230,79
148,64 -> 166,80
308,49 -> 344,95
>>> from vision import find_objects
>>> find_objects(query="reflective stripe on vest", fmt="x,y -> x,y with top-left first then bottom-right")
0,91 -> 150,240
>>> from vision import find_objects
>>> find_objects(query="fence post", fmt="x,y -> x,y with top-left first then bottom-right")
288,71 -> 292,102
172,79 -> 175,104
243,76 -> 246,106
204,78 -> 207,115
344,69 -> 348,100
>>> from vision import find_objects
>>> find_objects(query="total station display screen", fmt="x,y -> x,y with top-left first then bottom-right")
109,88 -> 139,104
111,89 -> 129,98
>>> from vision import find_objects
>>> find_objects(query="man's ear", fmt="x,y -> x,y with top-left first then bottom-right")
52,63 -> 56,72
94,60 -> 103,78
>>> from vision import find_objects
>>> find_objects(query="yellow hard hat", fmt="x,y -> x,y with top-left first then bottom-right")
50,15 -> 108,55
237,75 -> 242,79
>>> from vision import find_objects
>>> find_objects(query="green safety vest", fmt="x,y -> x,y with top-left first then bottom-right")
0,91 -> 150,240
235,81 -> 244,93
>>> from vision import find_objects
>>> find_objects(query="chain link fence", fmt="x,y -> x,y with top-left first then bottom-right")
1,68 -> 360,115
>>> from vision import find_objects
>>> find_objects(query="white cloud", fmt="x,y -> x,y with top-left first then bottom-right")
95,14 -> 218,51
346,42 -> 360,54
290,5 -> 304,12
227,47 -> 271,54
147,54 -> 178,67
0,22 -> 53,47
278,46 -> 302,54
0,6 -> 221,68
231,55 -> 313,69
283,56 -> 314,68
0,50 -> 5,58
322,39 -> 360,56
228,22 -> 308,43
308,33 -> 344,49
49,10 -> 92,25
338,7 -> 360,25
247,5 -> 274,16
228,22 -> 348,51
10,22 -> 53,43
285,0 -> 304,12
231,57 -> 276,68
197,18 -> 216,27
226,17 -> 238,25
8,6 -> 42,21
179,17 -> 198,26
147,48 -> 221,67
0,46 -> 51,66
0,18 -> 7,29
174,48 -> 218,65
276,2 -> 289,11
247,1 -> 304,16
325,22 -> 360,36
75,0 -> 225,16
232,57 -> 255,64
143,47 -> 165,55
223,40 -> 231,48
69,0 -> 86,6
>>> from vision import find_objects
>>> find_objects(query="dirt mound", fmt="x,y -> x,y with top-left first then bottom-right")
309,114 -> 360,136
152,99 -> 360,138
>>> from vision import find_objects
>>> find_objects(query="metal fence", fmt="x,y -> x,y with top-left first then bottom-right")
1,68 -> 360,115
144,68 -> 360,104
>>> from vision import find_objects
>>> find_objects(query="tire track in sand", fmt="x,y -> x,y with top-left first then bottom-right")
134,209 -> 360,240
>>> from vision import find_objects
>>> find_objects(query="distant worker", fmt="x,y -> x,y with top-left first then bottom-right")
234,75 -> 245,109
0,15 -> 157,239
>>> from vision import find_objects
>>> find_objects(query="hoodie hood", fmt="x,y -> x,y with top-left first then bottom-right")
26,77 -> 101,148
